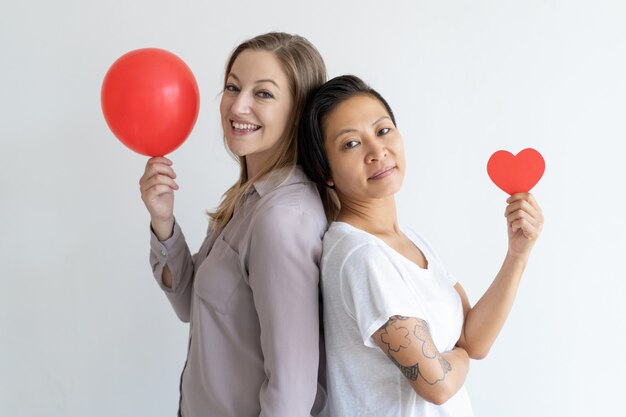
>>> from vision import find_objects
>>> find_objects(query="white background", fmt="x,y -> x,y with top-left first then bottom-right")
2,1 -> 625,416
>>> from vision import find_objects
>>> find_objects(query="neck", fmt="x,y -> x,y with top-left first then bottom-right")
336,194 -> 401,237
245,157 -> 258,179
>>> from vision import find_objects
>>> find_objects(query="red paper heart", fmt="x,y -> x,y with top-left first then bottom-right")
487,148 -> 545,195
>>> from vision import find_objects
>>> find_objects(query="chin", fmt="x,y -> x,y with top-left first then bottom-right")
373,181 -> 403,198
224,140 -> 249,157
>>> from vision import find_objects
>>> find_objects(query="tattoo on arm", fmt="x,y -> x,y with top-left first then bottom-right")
377,315 -> 452,385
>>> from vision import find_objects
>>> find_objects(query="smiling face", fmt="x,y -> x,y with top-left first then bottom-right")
219,49 -> 293,176
323,94 -> 405,202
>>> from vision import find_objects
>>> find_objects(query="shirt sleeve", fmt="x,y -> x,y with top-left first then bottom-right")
340,243 -> 428,348
149,218 -> 216,322
247,205 -> 324,417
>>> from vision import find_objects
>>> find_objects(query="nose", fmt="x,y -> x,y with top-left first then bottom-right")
365,138 -> 388,163
230,90 -> 253,115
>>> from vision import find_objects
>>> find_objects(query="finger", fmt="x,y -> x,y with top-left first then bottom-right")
510,218 -> 538,239
141,157 -> 175,180
142,184 -> 176,199
140,164 -> 177,186
504,199 -> 540,219
140,174 -> 179,193
147,156 -> 173,166
506,192 -> 529,204
507,203 -> 544,234
507,209 -> 539,229
525,193 -> 542,214
507,193 -> 542,215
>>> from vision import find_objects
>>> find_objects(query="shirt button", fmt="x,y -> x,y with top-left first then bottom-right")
160,249 -> 166,256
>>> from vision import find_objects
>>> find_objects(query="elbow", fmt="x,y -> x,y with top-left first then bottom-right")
174,310 -> 191,323
415,383 -> 457,406
422,387 -> 454,406
469,351 -> 488,360
461,339 -> 491,360
466,345 -> 490,360
429,393 -> 450,406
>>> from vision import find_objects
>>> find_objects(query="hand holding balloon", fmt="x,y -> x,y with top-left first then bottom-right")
140,157 -> 179,240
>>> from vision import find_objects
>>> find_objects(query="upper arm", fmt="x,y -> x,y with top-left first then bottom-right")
454,282 -> 472,350
248,206 -> 323,415
372,315 -> 454,404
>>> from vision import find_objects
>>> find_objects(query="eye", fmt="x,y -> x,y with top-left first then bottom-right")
378,127 -> 391,136
256,90 -> 274,99
343,140 -> 360,150
224,83 -> 239,93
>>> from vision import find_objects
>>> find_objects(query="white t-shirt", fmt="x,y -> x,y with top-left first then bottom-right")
320,221 -> 474,417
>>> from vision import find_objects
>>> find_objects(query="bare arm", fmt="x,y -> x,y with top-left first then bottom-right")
372,315 -> 469,405
455,193 -> 544,359
454,257 -> 526,359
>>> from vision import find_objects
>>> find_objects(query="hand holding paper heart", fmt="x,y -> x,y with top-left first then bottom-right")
504,193 -> 544,260
487,148 -> 545,195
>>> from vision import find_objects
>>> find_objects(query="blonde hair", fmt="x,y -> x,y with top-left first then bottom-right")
209,32 -> 327,229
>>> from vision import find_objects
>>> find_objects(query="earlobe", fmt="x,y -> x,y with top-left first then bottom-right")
326,179 -> 335,188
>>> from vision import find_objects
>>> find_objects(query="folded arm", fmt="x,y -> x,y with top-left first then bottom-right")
372,315 -> 469,405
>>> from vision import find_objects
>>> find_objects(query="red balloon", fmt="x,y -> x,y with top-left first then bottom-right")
101,48 -> 200,156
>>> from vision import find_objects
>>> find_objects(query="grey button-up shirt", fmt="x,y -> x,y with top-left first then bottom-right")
150,166 -> 327,417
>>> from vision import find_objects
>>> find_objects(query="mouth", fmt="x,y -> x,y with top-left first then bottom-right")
230,120 -> 262,133
368,166 -> 396,180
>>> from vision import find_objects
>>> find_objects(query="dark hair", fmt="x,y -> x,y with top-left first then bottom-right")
297,74 -> 396,222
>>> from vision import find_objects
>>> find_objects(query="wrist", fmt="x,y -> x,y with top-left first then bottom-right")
151,217 -> 175,241
504,251 -> 529,270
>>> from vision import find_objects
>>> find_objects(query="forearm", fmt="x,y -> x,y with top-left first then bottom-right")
408,346 -> 469,405
149,220 -> 196,322
461,253 -> 527,358
374,316 -> 470,405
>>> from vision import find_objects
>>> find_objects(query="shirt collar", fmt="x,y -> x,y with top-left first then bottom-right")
248,165 -> 312,198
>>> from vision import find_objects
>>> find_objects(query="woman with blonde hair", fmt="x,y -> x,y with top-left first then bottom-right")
139,32 -> 327,417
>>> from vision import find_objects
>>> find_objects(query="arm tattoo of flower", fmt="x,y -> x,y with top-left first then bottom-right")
376,315 -> 453,385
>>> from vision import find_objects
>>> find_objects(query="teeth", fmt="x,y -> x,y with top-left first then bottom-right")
232,122 -> 259,130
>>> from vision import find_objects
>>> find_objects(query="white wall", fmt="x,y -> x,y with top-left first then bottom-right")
2,1 -> 625,416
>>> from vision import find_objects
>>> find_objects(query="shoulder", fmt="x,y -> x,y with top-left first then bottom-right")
322,223 -> 392,275
256,166 -> 325,226
250,176 -> 326,245
323,222 -> 376,254
403,227 -> 443,263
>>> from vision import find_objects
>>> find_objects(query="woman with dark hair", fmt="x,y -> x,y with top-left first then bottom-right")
139,33 -> 328,417
298,75 -> 543,417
